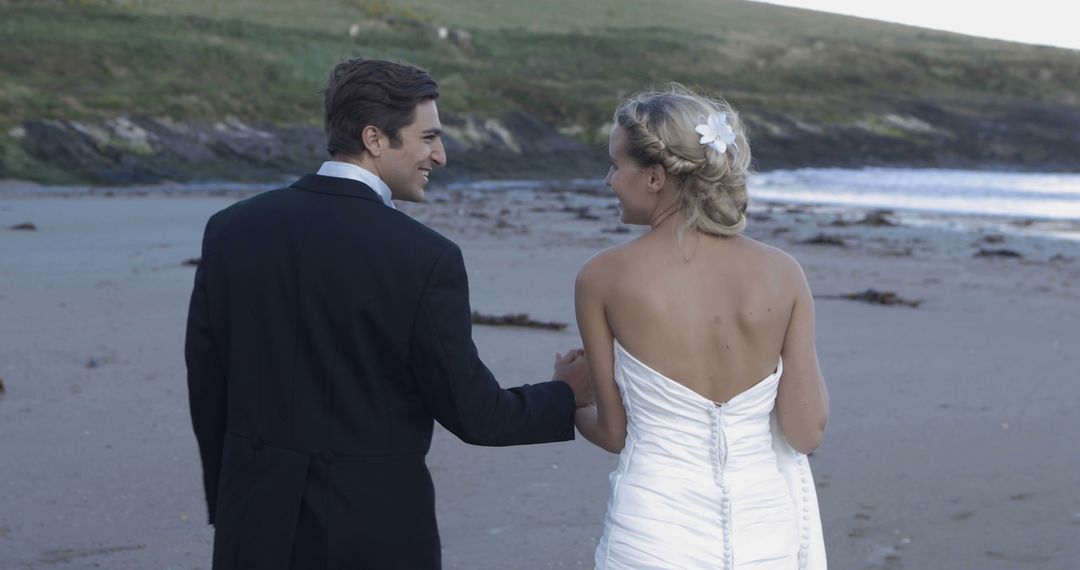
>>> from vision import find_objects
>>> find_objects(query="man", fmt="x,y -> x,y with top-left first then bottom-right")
185,59 -> 591,570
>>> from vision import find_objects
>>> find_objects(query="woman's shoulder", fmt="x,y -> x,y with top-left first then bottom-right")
732,234 -> 796,263
731,235 -> 808,282
576,237 -> 645,289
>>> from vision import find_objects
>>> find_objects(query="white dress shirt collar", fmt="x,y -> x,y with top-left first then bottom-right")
316,161 -> 395,209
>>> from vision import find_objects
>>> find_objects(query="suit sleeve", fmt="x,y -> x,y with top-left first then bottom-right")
185,215 -> 228,524
409,243 -> 576,446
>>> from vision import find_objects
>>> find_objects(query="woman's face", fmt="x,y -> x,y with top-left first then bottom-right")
605,124 -> 655,225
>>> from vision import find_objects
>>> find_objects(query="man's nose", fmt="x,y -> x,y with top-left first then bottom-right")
431,139 -> 446,168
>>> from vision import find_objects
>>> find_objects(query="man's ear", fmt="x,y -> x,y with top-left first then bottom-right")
647,163 -> 667,193
361,125 -> 385,157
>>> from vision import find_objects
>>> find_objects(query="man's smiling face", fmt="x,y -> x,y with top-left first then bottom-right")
375,99 -> 446,202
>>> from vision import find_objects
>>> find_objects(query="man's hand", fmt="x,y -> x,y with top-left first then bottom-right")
553,348 -> 593,408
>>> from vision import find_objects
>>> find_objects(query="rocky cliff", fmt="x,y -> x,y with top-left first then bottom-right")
6,98 -> 1078,186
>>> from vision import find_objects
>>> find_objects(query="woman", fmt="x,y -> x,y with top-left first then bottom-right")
574,87 -> 830,569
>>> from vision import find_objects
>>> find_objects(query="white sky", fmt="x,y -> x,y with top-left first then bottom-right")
749,1 -> 1080,51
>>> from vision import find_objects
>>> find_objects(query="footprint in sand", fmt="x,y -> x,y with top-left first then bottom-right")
1008,492 -> 1033,501
950,511 -> 975,521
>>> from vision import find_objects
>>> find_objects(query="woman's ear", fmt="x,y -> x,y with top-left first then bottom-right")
647,163 -> 667,193
361,125 -> 385,157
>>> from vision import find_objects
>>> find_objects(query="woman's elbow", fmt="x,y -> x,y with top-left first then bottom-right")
788,430 -> 823,454
788,417 -> 827,454
603,438 -> 625,454
601,427 -> 627,454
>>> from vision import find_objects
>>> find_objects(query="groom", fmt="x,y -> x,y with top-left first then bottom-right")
185,58 -> 591,570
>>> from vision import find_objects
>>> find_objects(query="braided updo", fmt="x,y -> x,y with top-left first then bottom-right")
614,86 -> 751,236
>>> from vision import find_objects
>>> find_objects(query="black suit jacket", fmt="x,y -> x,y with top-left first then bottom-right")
185,174 -> 576,570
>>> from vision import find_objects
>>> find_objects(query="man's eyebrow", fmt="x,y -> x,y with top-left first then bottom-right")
422,127 -> 442,136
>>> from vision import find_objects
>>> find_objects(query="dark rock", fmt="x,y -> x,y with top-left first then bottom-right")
10,222 -> 37,231
855,210 -> 897,227
830,210 -> 896,227
561,205 -> 601,220
800,233 -> 846,246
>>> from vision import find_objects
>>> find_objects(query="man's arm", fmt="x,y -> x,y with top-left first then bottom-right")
409,243 -> 579,446
185,216 -> 228,524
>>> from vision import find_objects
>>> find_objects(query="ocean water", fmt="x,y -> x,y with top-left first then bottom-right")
751,168 -> 1080,221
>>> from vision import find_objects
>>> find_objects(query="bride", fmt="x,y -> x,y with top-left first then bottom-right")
574,87 -> 830,569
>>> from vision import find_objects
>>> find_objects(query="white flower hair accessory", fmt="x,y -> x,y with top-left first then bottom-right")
695,112 -> 737,155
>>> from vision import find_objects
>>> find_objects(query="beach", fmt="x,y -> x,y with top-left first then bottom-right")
1,182 -> 1078,569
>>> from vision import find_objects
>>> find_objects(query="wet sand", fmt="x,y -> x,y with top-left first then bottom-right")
1,182 -> 1078,569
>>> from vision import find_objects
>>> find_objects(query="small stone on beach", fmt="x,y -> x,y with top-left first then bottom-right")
182,258 -> 200,266
9,222 -> 37,231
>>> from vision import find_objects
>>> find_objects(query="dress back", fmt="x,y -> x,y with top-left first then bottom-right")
594,339 -> 826,569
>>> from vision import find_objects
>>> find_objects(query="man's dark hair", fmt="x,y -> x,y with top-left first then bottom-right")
323,59 -> 439,157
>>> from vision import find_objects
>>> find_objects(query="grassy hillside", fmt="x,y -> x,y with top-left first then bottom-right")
2,0 -> 1079,182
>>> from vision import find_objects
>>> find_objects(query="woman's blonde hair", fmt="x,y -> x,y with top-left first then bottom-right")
614,85 -> 751,236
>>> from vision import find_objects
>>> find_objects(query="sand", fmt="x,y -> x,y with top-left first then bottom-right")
1,181 -> 1078,569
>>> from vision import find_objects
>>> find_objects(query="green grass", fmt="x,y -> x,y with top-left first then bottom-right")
2,0 -> 1079,143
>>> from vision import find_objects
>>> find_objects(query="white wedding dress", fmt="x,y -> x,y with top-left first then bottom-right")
595,340 -> 826,569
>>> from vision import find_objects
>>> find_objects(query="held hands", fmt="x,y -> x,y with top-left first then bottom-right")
554,348 -> 594,408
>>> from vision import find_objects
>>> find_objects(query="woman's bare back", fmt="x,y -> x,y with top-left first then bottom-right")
602,231 -> 800,404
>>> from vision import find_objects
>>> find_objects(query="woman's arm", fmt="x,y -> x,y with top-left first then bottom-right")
573,255 -> 628,453
776,257 -> 830,454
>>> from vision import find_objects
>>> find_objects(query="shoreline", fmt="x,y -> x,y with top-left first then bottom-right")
4,174 -> 1080,249
4,167 -> 1075,224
